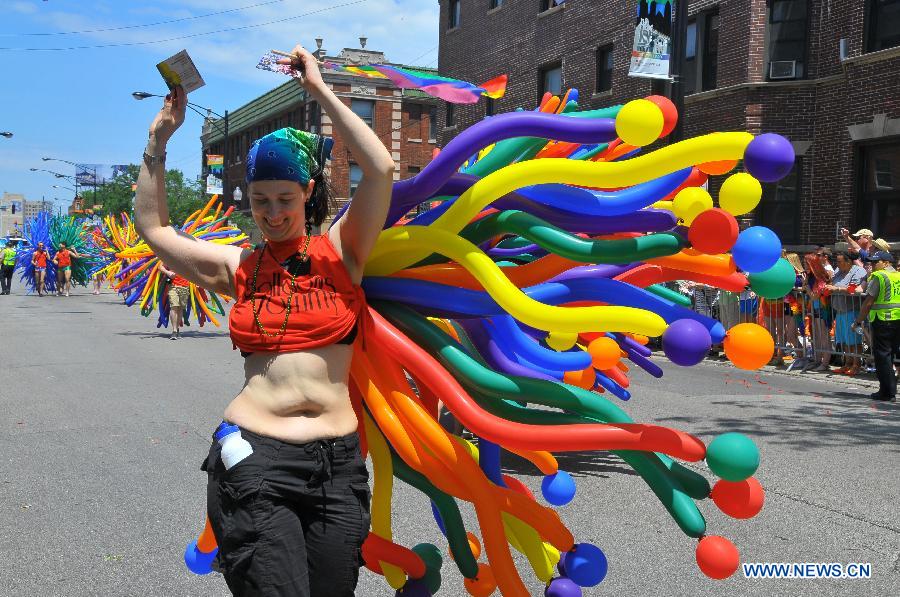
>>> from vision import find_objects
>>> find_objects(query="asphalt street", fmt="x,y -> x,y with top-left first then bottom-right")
1,286 -> 898,597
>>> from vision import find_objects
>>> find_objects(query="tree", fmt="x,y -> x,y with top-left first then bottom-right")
81,165 -> 208,226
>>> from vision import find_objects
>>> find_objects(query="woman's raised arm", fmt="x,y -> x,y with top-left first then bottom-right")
134,86 -> 247,296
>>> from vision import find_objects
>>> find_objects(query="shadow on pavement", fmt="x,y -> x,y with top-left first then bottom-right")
502,450 -> 639,480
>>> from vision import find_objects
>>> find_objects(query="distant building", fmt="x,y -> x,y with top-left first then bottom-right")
0,192 -> 25,236
201,40 -> 440,225
436,0 -> 900,244
23,199 -> 53,220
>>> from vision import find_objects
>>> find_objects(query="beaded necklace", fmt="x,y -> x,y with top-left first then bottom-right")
249,233 -> 312,337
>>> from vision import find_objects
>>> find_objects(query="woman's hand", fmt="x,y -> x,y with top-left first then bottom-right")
277,45 -> 324,91
148,85 -> 187,146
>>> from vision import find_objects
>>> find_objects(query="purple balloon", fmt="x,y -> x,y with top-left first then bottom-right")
743,133 -> 795,183
662,319 -> 712,366
396,579 -> 431,597
545,577 -> 583,597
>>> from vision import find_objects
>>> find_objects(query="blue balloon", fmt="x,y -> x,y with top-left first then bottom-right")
662,319 -> 712,366
430,501 -> 447,536
731,226 -> 781,273
183,540 -> 217,575
545,577 -> 583,597
541,470 -> 577,506
563,543 -> 609,587
743,133 -> 795,183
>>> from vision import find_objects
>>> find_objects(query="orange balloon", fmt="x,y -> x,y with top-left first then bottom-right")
464,563 -> 497,597
467,532 -> 482,560
695,536 -> 740,580
563,367 -> 595,390
588,337 -> 620,370
710,477 -> 765,519
698,159 -> 739,175
645,95 -> 678,137
723,323 -> 774,370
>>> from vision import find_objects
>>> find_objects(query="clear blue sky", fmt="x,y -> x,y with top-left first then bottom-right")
0,0 -> 439,213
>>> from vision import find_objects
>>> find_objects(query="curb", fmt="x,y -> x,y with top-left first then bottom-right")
694,354 -> 881,390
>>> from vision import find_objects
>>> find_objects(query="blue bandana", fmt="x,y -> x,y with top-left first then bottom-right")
245,127 -> 333,185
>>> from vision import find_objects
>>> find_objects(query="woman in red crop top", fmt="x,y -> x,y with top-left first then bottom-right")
134,44 -> 394,597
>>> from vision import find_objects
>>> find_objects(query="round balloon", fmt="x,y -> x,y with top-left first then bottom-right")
645,95 -> 678,137
541,470 -> 576,506
748,258 -> 795,299
731,226 -> 781,273
710,477 -> 765,519
563,544 -> 608,587
547,331 -> 578,351
412,543 -> 443,571
718,172 -> 762,216
587,337 -> 620,370
396,579 -> 432,597
615,99 -> 664,147
743,133 -> 795,183
706,432 -> 760,481
545,577 -> 582,597
695,536 -> 740,580
723,323 -> 774,370
697,159 -> 738,176
662,319 -> 712,366
688,208 -> 739,254
463,564 -> 496,597
672,187 -> 714,225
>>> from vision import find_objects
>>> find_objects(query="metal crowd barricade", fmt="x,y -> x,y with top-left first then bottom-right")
806,290 -> 877,372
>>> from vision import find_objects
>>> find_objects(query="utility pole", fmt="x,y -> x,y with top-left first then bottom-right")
670,0 -> 689,142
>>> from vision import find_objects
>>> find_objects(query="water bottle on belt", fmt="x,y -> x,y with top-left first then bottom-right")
215,422 -> 253,470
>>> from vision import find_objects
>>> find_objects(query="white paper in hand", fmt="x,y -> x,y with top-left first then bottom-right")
156,50 -> 206,94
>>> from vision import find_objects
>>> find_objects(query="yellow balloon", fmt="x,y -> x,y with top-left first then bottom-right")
672,187 -> 714,225
719,172 -> 763,216
365,132 -> 754,275
615,99 -> 664,147
546,331 -> 578,351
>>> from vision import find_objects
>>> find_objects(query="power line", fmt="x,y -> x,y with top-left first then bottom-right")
0,0 -> 289,37
0,1 -> 366,51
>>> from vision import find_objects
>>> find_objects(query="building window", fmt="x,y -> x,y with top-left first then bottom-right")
429,106 -> 438,139
866,0 -> 900,52
682,20 -> 698,95
408,104 -> 422,122
539,62 -> 562,98
448,0 -> 460,29
540,0 -> 564,12
702,12 -> 718,91
767,0 -> 808,80
485,97 -> 496,117
446,103 -> 456,127
349,163 -> 363,197
490,0 -> 503,8
308,102 -> 321,134
351,99 -> 374,128
858,142 -> 900,240
596,44 -> 613,93
758,159 -> 801,243
407,166 -> 421,180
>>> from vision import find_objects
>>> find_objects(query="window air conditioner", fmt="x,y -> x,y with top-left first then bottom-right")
769,60 -> 798,79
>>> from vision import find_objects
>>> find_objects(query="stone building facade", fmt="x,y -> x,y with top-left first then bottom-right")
436,0 -> 900,244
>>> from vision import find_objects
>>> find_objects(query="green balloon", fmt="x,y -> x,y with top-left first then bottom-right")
412,543 -> 443,572
421,566 -> 441,595
748,258 -> 796,299
706,433 -> 760,482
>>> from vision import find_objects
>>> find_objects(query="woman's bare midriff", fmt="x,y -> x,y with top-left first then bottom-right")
223,344 -> 359,444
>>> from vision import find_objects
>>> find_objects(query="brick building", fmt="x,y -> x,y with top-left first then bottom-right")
436,0 -> 900,245
201,43 -> 440,225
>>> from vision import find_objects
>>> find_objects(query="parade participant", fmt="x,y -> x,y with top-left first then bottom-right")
158,262 -> 190,339
31,242 -> 50,296
134,43 -> 393,597
1,241 -> 16,295
854,251 -> 899,402
52,241 -> 85,297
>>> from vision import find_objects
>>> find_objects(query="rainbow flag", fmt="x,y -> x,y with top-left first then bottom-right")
323,61 -> 506,104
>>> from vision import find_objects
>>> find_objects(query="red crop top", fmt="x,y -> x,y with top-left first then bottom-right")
229,234 -> 366,353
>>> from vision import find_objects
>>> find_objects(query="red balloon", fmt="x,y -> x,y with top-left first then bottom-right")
646,95 -> 678,137
696,536 -> 740,580
688,208 -> 739,254
711,477 -> 765,519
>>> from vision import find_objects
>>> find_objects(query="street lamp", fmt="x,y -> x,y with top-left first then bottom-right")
131,91 -> 231,203
30,167 -> 75,180
0,132 -> 12,138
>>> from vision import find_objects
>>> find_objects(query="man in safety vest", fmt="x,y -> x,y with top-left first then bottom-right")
1,241 -> 16,295
853,251 -> 899,401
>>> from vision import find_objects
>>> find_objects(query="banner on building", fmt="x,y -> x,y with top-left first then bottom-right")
207,154 -> 224,175
75,164 -> 131,186
206,175 -> 223,196
628,0 -> 673,80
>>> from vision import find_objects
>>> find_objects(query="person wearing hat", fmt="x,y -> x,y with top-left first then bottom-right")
842,227 -> 874,261
853,251 -> 899,401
